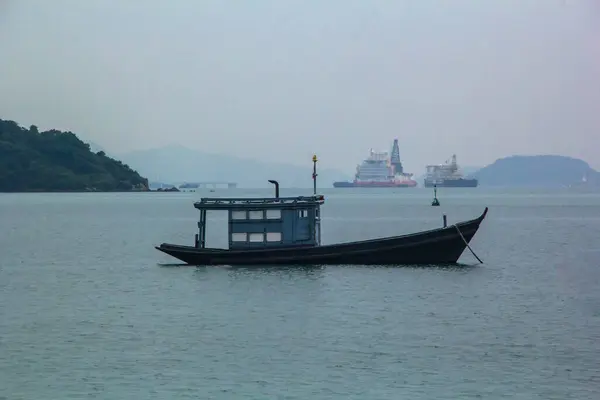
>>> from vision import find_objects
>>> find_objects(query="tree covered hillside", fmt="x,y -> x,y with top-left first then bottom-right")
0,119 -> 149,192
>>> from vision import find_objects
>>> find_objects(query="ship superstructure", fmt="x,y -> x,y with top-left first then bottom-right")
424,154 -> 478,188
333,139 -> 417,188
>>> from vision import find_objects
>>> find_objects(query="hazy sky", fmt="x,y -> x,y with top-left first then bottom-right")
1,0 -> 599,172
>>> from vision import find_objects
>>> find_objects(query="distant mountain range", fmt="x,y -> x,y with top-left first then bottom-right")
93,142 -> 599,189
469,155 -> 600,187
86,140 -> 109,155
115,145 -> 351,188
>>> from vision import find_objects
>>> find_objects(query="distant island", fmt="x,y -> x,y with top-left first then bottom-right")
469,155 -> 600,188
0,118 -> 149,192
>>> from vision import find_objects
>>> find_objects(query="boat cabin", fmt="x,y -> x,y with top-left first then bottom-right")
193,190 -> 324,250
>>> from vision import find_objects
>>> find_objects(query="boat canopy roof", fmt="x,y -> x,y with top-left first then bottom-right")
193,195 -> 325,211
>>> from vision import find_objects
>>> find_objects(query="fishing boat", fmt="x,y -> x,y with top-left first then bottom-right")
156,156 -> 488,266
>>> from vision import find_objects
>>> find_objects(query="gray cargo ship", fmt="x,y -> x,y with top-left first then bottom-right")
424,155 -> 478,188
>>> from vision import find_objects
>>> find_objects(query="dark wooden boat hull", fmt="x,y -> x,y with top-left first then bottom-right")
156,208 -> 488,266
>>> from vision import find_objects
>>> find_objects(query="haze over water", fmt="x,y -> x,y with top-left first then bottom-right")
1,0 -> 599,171
1,188 -> 599,398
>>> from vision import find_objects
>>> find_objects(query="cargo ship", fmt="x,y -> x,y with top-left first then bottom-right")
333,139 -> 417,188
424,154 -> 478,188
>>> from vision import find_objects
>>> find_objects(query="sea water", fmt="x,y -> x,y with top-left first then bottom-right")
1,188 -> 599,399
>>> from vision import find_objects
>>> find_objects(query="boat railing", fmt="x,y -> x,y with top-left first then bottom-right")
194,195 -> 325,208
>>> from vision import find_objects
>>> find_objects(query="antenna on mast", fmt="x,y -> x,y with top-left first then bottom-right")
312,155 -> 318,195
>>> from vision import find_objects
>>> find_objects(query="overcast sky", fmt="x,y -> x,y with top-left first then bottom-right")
1,0 -> 599,172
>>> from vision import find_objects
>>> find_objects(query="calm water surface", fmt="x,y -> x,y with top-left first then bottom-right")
1,188 -> 599,399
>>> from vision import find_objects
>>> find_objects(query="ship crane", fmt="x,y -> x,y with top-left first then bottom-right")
390,138 -> 403,174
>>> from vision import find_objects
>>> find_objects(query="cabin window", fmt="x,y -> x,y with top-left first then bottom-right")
266,209 -> 281,219
298,209 -> 308,218
266,232 -> 282,242
249,210 -> 264,220
248,233 -> 264,242
231,233 -> 247,242
231,211 -> 246,220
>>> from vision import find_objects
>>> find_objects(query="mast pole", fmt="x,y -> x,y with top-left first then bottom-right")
200,209 -> 207,248
312,154 -> 318,195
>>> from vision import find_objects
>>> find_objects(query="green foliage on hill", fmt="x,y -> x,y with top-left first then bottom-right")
0,119 -> 149,192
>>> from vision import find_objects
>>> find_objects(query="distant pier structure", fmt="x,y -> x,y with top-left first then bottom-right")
179,181 -> 238,190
